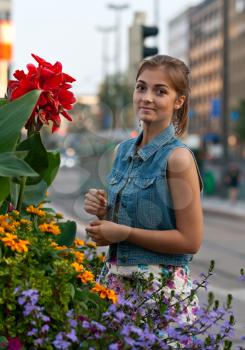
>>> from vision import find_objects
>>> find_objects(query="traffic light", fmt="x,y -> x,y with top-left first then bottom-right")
141,25 -> 159,58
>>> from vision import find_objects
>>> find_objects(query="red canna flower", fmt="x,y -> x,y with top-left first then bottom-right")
7,54 -> 76,133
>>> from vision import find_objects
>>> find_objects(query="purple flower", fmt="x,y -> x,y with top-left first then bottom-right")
66,329 -> 78,343
109,344 -> 119,350
34,338 -> 44,346
27,328 -> 38,336
115,311 -> 125,321
41,324 -> 50,333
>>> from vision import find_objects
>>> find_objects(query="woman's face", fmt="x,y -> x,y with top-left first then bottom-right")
133,67 -> 184,128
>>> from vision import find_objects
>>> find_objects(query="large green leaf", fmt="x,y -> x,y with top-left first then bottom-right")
42,150 -> 60,186
56,221 -> 77,247
0,177 -> 10,202
0,90 -> 40,153
23,180 -> 47,206
0,152 -> 38,177
17,133 -> 48,185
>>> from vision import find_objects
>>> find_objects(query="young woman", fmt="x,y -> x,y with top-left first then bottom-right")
84,55 -> 203,322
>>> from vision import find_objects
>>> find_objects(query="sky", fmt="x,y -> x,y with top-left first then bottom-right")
12,0 -> 201,95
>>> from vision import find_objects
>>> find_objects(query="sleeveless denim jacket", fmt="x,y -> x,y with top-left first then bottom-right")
106,124 -> 201,266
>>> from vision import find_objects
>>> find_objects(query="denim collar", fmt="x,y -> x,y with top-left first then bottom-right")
123,124 -> 176,162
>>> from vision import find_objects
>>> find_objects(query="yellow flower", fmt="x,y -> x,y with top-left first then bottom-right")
0,214 -> 8,221
91,283 -> 118,303
98,253 -> 106,263
12,210 -> 20,216
20,219 -> 32,225
12,240 -> 30,253
74,239 -> 85,247
71,262 -> 84,273
0,233 -> 30,253
86,241 -> 97,249
39,222 -> 61,235
0,227 -> 5,234
106,289 -> 118,304
78,270 -> 94,284
26,205 -> 45,217
73,251 -> 84,264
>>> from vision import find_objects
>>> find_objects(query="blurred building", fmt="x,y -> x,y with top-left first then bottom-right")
0,0 -> 12,97
168,0 -> 245,151
229,0 -> 245,112
189,0 -> 223,136
168,7 -> 193,66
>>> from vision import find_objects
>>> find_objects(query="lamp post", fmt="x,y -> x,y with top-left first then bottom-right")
96,25 -> 116,81
107,3 -> 129,129
107,3 -> 129,76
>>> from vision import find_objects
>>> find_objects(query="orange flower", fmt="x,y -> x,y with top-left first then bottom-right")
86,241 -> 96,249
71,262 -> 84,273
0,233 -> 30,253
26,205 -> 45,217
73,251 -> 84,264
91,283 -> 118,303
39,222 -> 60,235
98,254 -> 106,263
0,227 -> 5,234
106,289 -> 118,304
74,239 -> 85,247
78,270 -> 94,284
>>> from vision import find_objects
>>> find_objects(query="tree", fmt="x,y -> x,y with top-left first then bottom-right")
98,73 -> 134,129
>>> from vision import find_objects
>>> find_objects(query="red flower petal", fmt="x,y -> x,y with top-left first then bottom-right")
63,72 -> 76,83
61,110 -> 72,121
13,70 -> 26,81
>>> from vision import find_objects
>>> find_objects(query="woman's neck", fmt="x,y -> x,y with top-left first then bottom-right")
138,122 -> 171,148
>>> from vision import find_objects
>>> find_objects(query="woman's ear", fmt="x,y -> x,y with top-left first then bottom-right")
174,95 -> 186,110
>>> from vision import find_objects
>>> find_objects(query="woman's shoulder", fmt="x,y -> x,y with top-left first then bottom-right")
168,147 -> 194,172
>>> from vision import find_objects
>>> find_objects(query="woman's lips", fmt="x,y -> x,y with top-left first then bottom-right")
139,106 -> 155,111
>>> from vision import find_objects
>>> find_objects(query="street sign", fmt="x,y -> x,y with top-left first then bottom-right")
211,98 -> 221,118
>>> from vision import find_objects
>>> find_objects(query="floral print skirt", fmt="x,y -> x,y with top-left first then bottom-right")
98,262 -> 198,324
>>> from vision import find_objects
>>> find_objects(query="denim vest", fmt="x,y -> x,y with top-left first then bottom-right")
106,124 -> 201,266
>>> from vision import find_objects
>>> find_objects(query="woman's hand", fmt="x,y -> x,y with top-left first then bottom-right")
85,220 -> 131,246
83,189 -> 108,219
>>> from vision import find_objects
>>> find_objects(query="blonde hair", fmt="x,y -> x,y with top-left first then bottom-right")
136,55 -> 190,136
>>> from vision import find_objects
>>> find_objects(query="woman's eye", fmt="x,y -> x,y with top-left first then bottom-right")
156,89 -> 165,95
136,85 -> 145,91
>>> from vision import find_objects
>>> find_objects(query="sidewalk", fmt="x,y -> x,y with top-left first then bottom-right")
202,196 -> 245,221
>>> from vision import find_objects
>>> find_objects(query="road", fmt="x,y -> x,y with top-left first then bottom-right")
49,166 -> 245,346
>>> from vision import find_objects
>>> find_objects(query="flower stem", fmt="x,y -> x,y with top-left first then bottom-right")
17,176 -> 27,211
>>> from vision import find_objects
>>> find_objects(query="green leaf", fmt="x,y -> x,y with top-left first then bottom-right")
56,221 -> 77,246
0,152 -> 38,177
0,90 -> 40,153
0,177 -> 10,202
23,180 -> 47,206
17,132 -> 48,185
0,98 -> 7,107
42,150 -> 60,186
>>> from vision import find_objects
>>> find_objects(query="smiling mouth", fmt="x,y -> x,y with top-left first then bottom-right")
140,107 -> 155,111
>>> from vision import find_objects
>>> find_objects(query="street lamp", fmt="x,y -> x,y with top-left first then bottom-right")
107,3 -> 129,76
96,25 -> 116,81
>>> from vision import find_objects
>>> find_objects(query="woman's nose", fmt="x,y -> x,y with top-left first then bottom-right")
143,91 -> 154,103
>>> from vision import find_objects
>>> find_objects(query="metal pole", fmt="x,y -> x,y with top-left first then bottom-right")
154,0 -> 159,48
97,26 -> 115,81
107,3 -> 129,128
